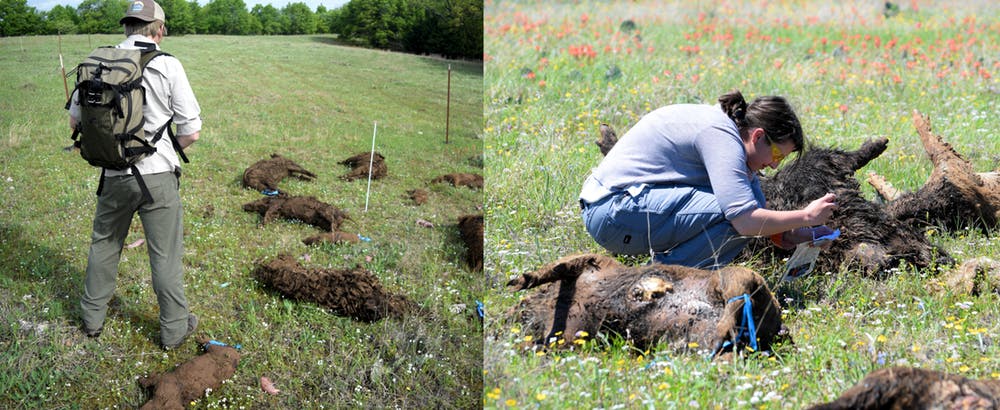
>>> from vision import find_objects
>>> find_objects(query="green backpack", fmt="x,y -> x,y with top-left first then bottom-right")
67,44 -> 188,203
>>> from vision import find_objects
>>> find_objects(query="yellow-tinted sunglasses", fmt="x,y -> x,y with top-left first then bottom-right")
766,135 -> 786,164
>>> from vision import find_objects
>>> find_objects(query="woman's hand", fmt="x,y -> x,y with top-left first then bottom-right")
803,193 -> 837,225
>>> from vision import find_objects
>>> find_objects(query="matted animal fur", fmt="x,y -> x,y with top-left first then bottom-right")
242,153 -> 316,192
507,254 -> 783,354
431,173 -> 483,190
751,137 -> 951,276
253,254 -> 416,322
458,214 -> 483,271
340,151 -> 387,181
807,366 -> 1000,410
869,111 -> 1000,231
242,195 -> 349,232
138,338 -> 240,410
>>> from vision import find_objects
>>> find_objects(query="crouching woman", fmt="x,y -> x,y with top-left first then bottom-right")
580,90 -> 837,269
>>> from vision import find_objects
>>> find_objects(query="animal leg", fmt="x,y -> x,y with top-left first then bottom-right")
289,166 -> 317,181
866,171 -> 901,202
507,254 -> 618,291
596,123 -> 619,156
262,207 -> 280,225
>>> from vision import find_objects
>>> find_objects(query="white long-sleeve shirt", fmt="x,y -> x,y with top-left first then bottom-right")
69,34 -> 201,176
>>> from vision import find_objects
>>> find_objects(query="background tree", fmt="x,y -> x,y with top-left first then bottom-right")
438,0 -> 481,59
324,6 -> 345,35
338,0 -> 415,50
251,4 -> 284,35
0,0 -> 481,60
186,0 -> 201,33
283,2 -> 316,35
77,0 -> 128,34
314,5 -> 328,33
158,0 -> 196,35
44,4 -> 79,34
0,0 -> 43,36
201,0 -> 254,35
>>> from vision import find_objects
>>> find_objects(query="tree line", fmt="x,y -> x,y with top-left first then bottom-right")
0,0 -> 482,59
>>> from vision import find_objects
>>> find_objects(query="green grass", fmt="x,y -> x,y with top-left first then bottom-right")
0,34 -> 482,408
484,1 -> 1000,408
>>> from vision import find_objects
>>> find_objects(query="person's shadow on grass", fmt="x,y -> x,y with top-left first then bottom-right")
0,222 -> 159,346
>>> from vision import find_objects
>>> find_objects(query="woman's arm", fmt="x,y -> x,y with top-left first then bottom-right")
730,192 -> 837,237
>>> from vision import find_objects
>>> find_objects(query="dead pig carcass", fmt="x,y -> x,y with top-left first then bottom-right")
869,111 -> 1000,232
807,366 -> 1000,410
340,152 -> 387,182
253,255 -> 416,322
242,154 -> 316,192
242,195 -> 349,232
458,214 -> 483,272
431,173 -> 483,190
506,254 -> 783,354
751,137 -> 951,276
139,340 -> 240,410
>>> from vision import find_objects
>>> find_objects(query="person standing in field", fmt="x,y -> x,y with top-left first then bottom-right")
579,90 -> 837,269
68,0 -> 201,349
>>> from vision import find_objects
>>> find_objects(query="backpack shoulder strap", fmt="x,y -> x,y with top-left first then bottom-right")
139,49 -> 170,70
134,40 -> 172,69
133,47 -> 189,164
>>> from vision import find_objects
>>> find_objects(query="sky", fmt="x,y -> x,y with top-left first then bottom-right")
27,0 -> 349,12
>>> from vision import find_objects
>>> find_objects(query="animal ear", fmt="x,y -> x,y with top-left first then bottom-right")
850,137 -> 889,171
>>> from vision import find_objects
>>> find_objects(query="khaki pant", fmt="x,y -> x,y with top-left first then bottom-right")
80,171 -> 190,346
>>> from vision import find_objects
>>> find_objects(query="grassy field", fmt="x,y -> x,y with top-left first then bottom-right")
484,0 -> 1000,408
0,34 -> 482,408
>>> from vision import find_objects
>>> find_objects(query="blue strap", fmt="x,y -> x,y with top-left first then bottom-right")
203,339 -> 242,351
718,294 -> 758,353
475,300 -> 484,319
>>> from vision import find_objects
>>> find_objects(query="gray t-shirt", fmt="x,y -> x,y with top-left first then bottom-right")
580,104 -> 764,220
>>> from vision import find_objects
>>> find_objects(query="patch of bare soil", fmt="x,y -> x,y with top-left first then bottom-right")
139,339 -> 240,410
242,154 -> 316,192
340,152 -> 387,181
253,255 -> 417,322
242,195 -> 349,232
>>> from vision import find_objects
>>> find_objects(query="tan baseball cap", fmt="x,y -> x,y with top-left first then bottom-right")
119,0 -> 165,25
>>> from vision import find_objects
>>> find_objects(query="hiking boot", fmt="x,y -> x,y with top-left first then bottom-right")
82,326 -> 102,338
162,314 -> 198,350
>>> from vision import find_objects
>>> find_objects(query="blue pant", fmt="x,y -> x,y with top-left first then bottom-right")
582,185 -> 748,269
